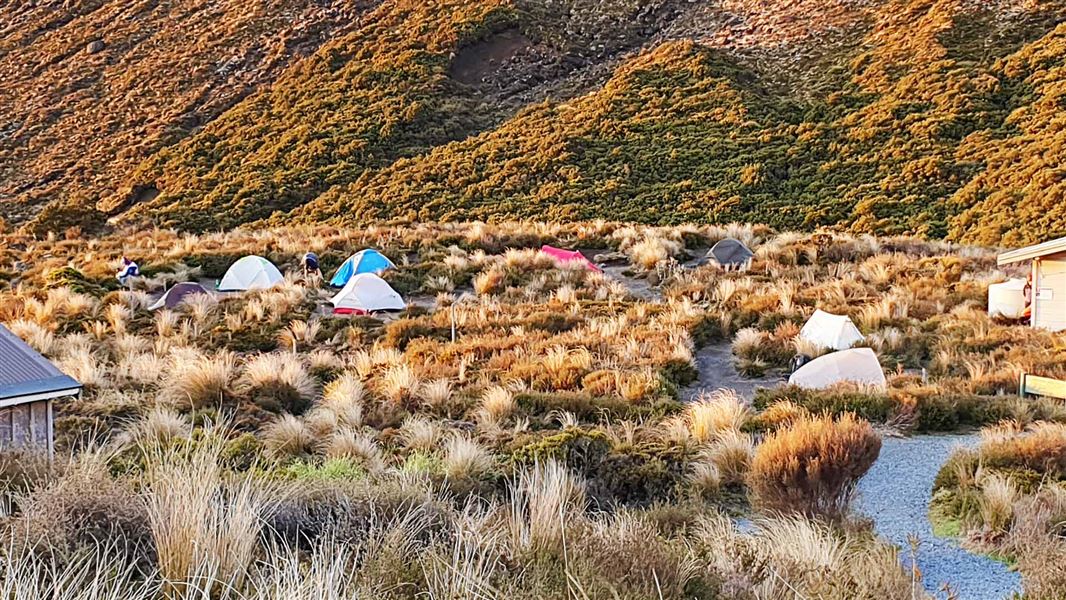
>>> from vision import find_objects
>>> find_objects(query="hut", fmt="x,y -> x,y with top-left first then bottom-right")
998,236 -> 1066,331
0,325 -> 81,455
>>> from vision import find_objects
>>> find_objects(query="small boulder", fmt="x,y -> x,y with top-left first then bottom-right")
86,40 -> 105,54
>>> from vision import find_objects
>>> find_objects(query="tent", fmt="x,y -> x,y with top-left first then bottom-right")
218,256 -> 284,292
330,273 -> 405,314
788,347 -> 886,390
707,238 -> 754,270
540,245 -> 601,272
329,250 -> 396,287
149,282 -> 209,311
798,309 -> 864,351
988,278 -> 1028,319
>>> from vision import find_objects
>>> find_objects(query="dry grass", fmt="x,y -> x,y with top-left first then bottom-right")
688,455 -> 722,496
164,350 -> 236,408
685,389 -> 751,443
506,460 -> 586,555
978,472 -> 1018,534
399,416 -> 443,451
126,407 -> 191,447
442,435 -> 494,480
324,428 -> 385,473
749,413 -> 881,518
0,223 -> 1029,596
478,385 -> 516,425
262,415 -> 314,459
142,434 -> 280,594
707,429 -> 755,485
239,353 -> 317,407
419,379 -> 453,408
380,364 -> 420,404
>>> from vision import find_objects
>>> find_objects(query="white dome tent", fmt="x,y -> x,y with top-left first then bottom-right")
788,347 -> 887,390
988,278 -> 1027,319
330,273 -> 406,314
218,256 -> 284,292
798,309 -> 864,351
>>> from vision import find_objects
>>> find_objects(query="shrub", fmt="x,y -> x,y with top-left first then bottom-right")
748,413 -> 881,518
754,385 -> 895,424
15,459 -> 154,572
510,429 -> 611,477
589,446 -> 685,506
282,458 -> 368,482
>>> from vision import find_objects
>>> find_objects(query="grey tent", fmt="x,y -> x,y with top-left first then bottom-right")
0,325 -> 81,454
149,282 -> 210,311
707,238 -> 754,271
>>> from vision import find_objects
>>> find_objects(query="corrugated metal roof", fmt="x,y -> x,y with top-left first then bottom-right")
998,236 -> 1066,266
0,325 -> 81,402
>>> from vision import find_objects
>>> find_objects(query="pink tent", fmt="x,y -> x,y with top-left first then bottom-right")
540,245 -> 602,272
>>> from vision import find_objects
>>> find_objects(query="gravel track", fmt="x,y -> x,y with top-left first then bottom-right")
856,434 -> 1023,600
682,342 -> 783,401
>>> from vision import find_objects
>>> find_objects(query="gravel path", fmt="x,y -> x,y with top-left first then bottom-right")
681,342 -> 782,402
856,434 -> 1022,600
601,264 -> 660,301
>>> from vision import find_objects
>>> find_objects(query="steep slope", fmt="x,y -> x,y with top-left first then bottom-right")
290,41 -> 815,228
5,0 -> 1066,244
291,0 -> 1065,236
0,0 -> 370,226
114,0 -> 523,230
948,21 -> 1066,245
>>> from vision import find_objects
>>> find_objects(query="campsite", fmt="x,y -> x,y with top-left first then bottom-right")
0,221 -> 1063,599
7,0 -> 1066,594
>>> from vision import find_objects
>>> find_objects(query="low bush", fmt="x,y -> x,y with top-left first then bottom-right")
754,386 -> 895,423
748,413 -> 881,519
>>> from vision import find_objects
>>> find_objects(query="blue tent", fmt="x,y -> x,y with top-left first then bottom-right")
329,249 -> 396,287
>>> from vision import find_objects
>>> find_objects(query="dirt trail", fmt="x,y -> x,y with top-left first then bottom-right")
682,342 -> 781,401
601,264 -> 660,301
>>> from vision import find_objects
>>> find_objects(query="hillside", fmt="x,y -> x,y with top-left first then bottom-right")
4,0 -> 1066,244
0,0 -> 371,227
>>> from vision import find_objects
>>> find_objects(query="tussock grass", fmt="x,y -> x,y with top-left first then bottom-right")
506,460 -> 586,555
262,415 -> 314,459
749,413 -> 881,518
686,390 -> 751,442
164,350 -> 236,409
442,435 -> 494,480
240,353 -> 317,411
142,433 -> 281,594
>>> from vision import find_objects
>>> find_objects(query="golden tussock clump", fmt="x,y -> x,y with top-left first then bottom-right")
748,413 -> 881,518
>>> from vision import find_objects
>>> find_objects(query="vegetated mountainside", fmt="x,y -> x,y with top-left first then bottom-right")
5,0 -> 1066,244
0,0 -> 373,228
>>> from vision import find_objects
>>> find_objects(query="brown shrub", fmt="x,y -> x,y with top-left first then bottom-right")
748,413 -> 881,518
979,421 -> 1066,478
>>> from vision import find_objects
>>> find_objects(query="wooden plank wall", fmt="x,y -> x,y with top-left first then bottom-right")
0,400 -> 52,453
